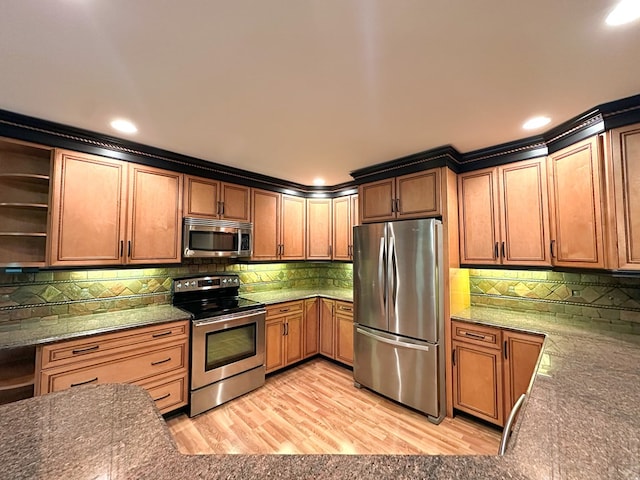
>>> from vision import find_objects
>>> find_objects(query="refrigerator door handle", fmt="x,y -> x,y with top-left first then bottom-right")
389,235 -> 397,311
356,327 -> 432,352
378,236 -> 386,309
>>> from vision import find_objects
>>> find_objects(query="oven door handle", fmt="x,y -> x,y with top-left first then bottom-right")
192,308 -> 267,327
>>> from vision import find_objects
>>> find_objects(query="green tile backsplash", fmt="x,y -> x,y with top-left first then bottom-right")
469,269 -> 640,330
0,260 -> 353,323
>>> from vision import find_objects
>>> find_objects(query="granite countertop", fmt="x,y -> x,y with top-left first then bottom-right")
0,304 -> 190,350
1,305 -> 638,479
242,287 -> 353,305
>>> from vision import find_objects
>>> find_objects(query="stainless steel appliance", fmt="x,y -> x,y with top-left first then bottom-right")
183,218 -> 252,258
353,218 -> 445,424
172,274 -> 266,417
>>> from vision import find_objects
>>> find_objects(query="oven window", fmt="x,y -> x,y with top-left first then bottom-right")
190,231 -> 237,252
205,323 -> 256,371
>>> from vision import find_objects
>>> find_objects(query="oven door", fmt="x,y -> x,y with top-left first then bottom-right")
191,309 -> 266,390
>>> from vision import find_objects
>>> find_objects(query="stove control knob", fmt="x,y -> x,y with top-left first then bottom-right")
190,281 -> 197,287
176,282 -> 182,289
234,278 -> 239,284
222,278 -> 227,284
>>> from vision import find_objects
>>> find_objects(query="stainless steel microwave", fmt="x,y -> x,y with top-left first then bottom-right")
183,218 -> 252,258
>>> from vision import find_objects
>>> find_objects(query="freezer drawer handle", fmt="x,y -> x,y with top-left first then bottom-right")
356,327 -> 431,352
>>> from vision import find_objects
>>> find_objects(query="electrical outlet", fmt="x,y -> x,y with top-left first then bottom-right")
507,286 -> 515,293
571,290 -> 580,296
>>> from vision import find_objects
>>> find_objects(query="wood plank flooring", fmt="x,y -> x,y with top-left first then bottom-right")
166,358 -> 501,455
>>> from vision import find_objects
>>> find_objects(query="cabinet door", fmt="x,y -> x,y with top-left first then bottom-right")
220,182 -> 250,222
335,303 -> 354,366
396,169 -> 441,219
458,168 -> 500,265
319,299 -> 335,358
303,298 -> 319,358
284,313 -> 304,365
332,196 -> 351,261
547,136 -> 606,268
609,123 -> 640,270
307,198 -> 332,260
359,178 -> 395,223
503,331 -> 543,413
49,150 -> 127,266
281,194 -> 306,260
184,175 -> 219,218
251,188 -> 280,260
452,341 -> 504,426
265,318 -> 285,374
498,158 -> 551,266
127,165 -> 183,264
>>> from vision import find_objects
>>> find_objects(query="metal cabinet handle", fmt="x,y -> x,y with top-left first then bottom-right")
499,394 -> 526,455
120,240 -> 124,257
395,198 -> 400,213
501,242 -> 506,259
152,331 -> 172,338
151,357 -> 171,366
452,349 -> 456,366
153,393 -> 171,402
128,240 -> 131,258
464,331 -> 486,340
550,240 -> 556,258
279,308 -> 290,313
391,199 -> 396,213
339,306 -> 352,312
71,377 -> 98,387
220,201 -> 225,216
329,245 -> 333,256
504,340 -> 508,359
72,345 -> 99,355
494,242 -> 499,259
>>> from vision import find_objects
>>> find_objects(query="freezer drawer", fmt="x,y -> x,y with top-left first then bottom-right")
353,326 -> 442,422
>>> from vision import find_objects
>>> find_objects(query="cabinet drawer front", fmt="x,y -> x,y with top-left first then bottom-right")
451,321 -> 501,349
141,372 -> 188,414
39,321 -> 189,370
266,300 -> 303,318
335,301 -> 353,316
40,342 -> 187,394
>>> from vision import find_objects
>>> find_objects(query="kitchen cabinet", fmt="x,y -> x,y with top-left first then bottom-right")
251,188 -> 306,260
503,330 -> 544,414
606,122 -> 640,270
35,320 -> 189,414
332,194 -> 358,261
0,346 -> 35,405
451,320 -> 543,427
458,158 -> 551,266
303,298 -> 319,358
547,136 -> 606,268
359,168 -> 441,223
49,150 -> 183,266
306,198 -> 332,260
319,299 -> 353,366
183,175 -> 250,221
265,301 -> 304,373
0,138 -> 53,267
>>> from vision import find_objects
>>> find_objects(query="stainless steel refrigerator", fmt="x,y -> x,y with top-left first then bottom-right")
353,218 -> 445,424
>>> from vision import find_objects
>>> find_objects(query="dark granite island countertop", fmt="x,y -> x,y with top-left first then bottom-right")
0,306 -> 638,479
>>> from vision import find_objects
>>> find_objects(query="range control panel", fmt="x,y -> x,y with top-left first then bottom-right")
173,274 -> 240,293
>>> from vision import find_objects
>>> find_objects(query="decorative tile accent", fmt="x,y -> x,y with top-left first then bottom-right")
469,269 -> 640,327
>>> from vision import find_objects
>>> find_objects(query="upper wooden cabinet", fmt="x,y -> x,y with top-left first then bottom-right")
332,195 -> 358,261
606,123 -> 640,270
458,158 -> 551,266
359,168 -> 441,223
49,150 -> 183,266
547,136 -> 606,269
183,175 -> 250,222
306,198 -> 332,260
251,188 -> 306,260
0,138 -> 53,268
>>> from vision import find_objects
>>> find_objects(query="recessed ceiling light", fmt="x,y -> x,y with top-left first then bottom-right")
606,0 -> 640,25
110,119 -> 138,134
522,116 -> 551,130
313,178 -> 326,186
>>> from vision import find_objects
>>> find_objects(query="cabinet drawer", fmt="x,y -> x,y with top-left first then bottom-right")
39,320 -> 189,370
451,320 -> 501,349
335,301 -> 353,316
266,300 -> 303,318
141,372 -> 188,414
39,341 -> 187,394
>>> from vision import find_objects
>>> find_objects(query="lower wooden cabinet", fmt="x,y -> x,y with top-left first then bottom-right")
35,320 -> 190,415
319,299 -> 354,366
265,301 -> 304,373
303,298 -> 320,358
451,320 -> 543,427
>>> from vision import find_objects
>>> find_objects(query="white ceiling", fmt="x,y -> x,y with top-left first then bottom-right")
1,1 -> 639,186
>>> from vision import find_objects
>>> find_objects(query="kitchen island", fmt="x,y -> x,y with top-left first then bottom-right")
1,306 -> 638,479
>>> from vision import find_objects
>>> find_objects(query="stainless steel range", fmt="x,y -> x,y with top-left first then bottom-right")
172,274 -> 266,417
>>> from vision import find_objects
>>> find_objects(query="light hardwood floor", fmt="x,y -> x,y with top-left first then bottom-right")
166,358 -> 501,455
